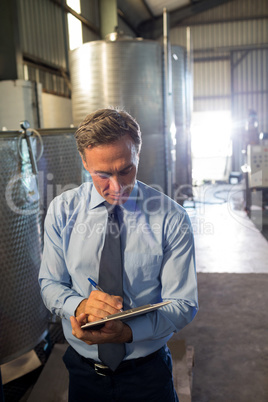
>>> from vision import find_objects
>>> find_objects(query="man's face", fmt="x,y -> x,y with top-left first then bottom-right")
81,134 -> 139,205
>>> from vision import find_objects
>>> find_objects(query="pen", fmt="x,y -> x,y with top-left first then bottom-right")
88,277 -> 123,312
88,277 -> 105,292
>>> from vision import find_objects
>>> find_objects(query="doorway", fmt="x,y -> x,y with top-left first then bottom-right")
191,110 -> 232,185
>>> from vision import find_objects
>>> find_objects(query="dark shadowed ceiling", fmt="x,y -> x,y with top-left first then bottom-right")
117,0 -> 233,38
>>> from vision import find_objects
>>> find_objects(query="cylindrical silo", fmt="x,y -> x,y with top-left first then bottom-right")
69,37 -> 166,191
36,128 -> 83,222
0,131 -> 48,364
172,45 -> 192,192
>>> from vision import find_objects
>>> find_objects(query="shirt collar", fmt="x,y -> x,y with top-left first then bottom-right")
89,181 -> 139,213
89,185 -> 106,210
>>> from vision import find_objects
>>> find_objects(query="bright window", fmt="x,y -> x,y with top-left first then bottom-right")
67,0 -> 82,50
191,111 -> 232,184
67,0 -> 80,12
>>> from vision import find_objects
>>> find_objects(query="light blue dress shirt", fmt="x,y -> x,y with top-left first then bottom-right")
39,180 -> 198,361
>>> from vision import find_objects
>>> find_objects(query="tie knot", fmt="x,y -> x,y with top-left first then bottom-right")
103,201 -> 119,219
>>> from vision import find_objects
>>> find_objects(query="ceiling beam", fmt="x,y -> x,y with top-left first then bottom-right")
141,0 -> 155,20
50,0 -> 100,35
137,0 -> 233,39
117,8 -> 140,36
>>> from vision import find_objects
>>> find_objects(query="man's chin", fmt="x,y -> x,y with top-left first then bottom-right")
105,193 -> 129,205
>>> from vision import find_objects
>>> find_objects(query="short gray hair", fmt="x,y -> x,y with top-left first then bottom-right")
75,108 -> 142,159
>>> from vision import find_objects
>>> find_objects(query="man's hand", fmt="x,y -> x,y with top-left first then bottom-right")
72,290 -> 132,345
70,313 -> 133,345
75,290 -> 123,320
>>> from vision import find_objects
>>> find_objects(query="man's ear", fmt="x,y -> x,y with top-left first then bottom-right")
80,152 -> 87,170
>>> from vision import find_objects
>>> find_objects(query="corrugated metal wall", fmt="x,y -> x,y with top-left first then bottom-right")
16,0 -> 267,168
81,0 -> 100,42
17,0 -> 100,96
17,0 -> 135,96
170,0 -> 268,169
231,47 -> 268,168
18,0 -> 67,68
18,0 -> 68,95
177,0 -> 268,25
193,59 -> 231,111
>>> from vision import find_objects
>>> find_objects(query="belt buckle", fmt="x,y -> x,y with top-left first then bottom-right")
94,363 -> 110,376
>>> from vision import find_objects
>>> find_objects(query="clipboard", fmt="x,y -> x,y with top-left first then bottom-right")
81,300 -> 172,330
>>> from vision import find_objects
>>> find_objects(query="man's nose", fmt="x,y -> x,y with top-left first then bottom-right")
109,177 -> 122,193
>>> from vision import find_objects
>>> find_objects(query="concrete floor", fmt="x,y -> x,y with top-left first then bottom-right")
190,184 -> 268,274
172,183 -> 268,401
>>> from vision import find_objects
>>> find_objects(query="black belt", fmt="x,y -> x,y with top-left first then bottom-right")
81,347 -> 163,376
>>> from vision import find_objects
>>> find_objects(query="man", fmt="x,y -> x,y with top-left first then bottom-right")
39,108 -> 198,402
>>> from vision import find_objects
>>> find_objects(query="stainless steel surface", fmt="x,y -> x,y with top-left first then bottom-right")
36,128 -> 82,219
172,45 -> 192,190
70,38 -> 166,189
0,127 -> 83,364
163,9 -> 175,195
0,132 -> 48,364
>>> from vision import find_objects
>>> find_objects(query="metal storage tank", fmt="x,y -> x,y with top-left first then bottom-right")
172,45 -> 192,193
0,127 -> 83,364
0,131 -> 48,364
36,128 -> 83,222
69,36 -> 167,191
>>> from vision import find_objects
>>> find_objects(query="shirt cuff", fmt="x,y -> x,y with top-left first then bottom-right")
62,296 -> 86,320
126,314 -> 154,343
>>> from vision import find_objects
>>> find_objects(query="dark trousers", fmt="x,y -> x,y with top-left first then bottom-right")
63,345 -> 179,402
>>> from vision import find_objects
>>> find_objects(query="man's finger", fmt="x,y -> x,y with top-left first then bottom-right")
88,290 -> 123,310
76,313 -> 87,324
70,315 -> 86,336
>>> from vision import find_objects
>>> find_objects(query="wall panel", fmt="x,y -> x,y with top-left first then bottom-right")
169,0 -> 268,171
193,59 -> 231,111
232,48 -> 268,169
18,0 -> 67,68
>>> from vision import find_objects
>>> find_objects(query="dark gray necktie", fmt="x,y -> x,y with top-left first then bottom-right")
98,201 -> 126,371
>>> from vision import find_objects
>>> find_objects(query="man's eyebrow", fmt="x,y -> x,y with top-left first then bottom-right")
94,169 -> 111,175
119,164 -> 133,172
94,170 -> 112,176
95,164 -> 133,175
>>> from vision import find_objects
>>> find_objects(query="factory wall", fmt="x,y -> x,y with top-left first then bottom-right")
18,0 -> 70,97
16,0 -> 135,101
5,0 -> 268,165
15,0 -> 136,128
42,93 -> 73,128
0,80 -> 42,130
16,0 -> 100,102
169,0 -> 268,169
18,0 -> 67,68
